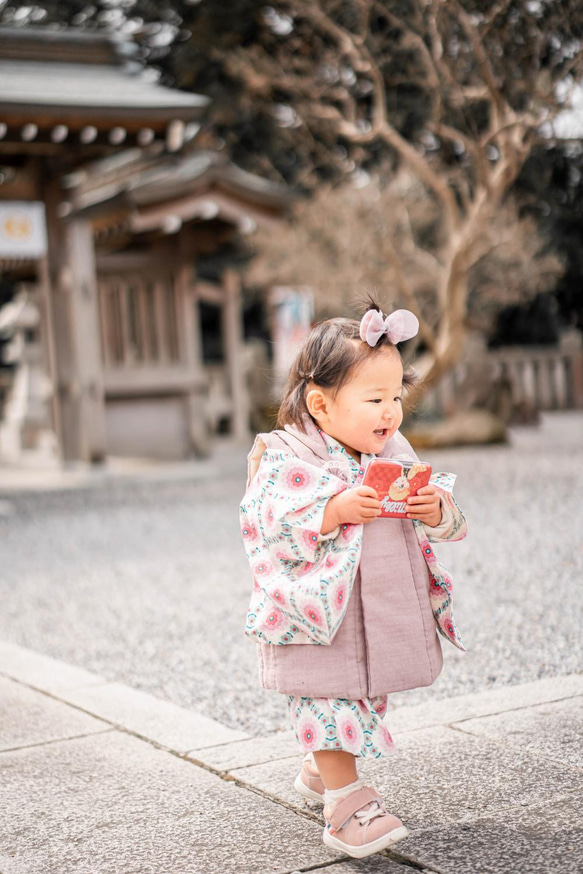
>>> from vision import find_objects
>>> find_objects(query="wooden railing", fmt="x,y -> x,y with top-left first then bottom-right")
488,332 -> 583,411
428,330 -> 583,417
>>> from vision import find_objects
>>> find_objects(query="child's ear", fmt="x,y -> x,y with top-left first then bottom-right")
305,388 -> 330,422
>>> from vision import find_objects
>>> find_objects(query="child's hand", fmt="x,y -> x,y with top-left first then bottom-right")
406,484 -> 442,527
322,486 -> 382,532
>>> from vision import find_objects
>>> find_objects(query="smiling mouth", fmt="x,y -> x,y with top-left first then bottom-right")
374,428 -> 388,437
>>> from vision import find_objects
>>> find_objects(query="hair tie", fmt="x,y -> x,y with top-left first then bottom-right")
359,308 -> 419,347
298,370 -> 315,381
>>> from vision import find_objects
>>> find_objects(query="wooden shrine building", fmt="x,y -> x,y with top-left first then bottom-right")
0,27 -> 287,462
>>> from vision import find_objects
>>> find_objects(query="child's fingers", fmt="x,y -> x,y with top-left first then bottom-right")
407,504 -> 437,515
356,485 -> 379,499
364,508 -> 382,517
407,494 -> 440,505
361,498 -> 382,508
415,484 -> 438,496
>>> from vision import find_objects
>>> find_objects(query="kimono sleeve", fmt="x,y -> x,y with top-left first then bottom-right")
240,448 -> 360,645
241,448 -> 347,563
424,471 -> 468,543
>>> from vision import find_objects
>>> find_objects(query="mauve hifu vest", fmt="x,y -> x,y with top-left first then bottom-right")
257,426 -> 443,699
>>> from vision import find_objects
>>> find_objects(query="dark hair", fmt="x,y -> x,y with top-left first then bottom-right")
276,301 -> 417,431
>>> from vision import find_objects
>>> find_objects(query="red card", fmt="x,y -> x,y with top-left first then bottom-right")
362,458 -> 432,518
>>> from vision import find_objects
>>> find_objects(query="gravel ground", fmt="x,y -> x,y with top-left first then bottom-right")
1,411 -> 582,736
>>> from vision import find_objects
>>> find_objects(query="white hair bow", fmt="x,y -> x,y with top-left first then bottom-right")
359,308 -> 419,347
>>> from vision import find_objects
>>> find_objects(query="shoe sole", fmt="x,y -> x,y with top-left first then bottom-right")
322,824 -> 409,858
293,773 -> 324,804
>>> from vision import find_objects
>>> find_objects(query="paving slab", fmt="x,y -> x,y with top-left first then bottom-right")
234,724 -> 583,831
0,730 -> 343,874
0,640 -> 108,693
400,795 -> 583,874
298,860 -> 416,873
56,681 -> 248,753
454,696 -> 583,769
386,674 -> 583,734
194,730 -> 299,771
0,677 -> 110,752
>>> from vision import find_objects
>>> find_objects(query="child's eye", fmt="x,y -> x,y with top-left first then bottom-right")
369,399 -> 382,404
394,397 -> 403,403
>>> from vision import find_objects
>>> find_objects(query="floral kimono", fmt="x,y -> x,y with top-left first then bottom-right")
240,419 -> 467,758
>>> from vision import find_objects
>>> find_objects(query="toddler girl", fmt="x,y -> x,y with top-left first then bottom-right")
240,302 -> 467,859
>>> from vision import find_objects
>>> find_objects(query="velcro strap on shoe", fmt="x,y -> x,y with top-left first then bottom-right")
328,787 -> 381,832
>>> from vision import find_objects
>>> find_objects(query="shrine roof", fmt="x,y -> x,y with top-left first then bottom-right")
130,153 -> 290,208
70,150 -> 292,233
0,27 -> 208,123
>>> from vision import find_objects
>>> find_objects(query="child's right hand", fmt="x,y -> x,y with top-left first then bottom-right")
322,486 -> 382,532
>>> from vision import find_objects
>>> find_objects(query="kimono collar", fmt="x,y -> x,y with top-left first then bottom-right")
284,416 -> 408,463
283,416 -> 330,463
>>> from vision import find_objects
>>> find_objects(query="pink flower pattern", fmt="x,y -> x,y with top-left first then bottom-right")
299,529 -> 320,552
289,696 -> 394,759
284,465 -> 313,491
332,583 -> 346,613
337,712 -> 364,752
261,607 -> 286,632
302,602 -> 324,628
295,714 -> 323,751
240,518 -> 258,542
267,586 -> 287,608
263,502 -> 277,530
253,560 -> 274,579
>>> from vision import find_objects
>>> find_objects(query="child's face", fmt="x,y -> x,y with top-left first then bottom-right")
311,347 -> 405,460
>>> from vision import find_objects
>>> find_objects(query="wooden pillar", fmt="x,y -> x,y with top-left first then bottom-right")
222,269 -> 249,441
175,234 -> 210,456
44,179 -> 106,462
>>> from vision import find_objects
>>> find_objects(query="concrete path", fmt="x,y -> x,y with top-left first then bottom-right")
1,640 -> 581,874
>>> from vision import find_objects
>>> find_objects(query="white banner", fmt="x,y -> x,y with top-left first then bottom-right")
0,201 -> 48,258
270,286 -> 314,397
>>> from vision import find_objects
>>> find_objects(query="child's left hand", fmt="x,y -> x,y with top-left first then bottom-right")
406,484 -> 442,527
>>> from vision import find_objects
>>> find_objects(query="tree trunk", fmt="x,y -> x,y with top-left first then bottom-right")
404,269 -> 468,415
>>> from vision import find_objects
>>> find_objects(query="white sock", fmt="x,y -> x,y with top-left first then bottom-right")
323,777 -> 364,805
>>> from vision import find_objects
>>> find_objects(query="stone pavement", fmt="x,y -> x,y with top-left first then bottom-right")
1,640 -> 581,874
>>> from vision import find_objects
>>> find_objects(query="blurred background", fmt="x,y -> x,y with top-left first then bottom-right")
0,1 -> 581,734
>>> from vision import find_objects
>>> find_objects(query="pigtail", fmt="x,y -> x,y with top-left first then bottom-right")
276,362 -> 311,430
358,291 -> 386,320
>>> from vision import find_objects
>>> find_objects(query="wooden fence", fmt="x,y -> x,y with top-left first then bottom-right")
429,330 -> 583,417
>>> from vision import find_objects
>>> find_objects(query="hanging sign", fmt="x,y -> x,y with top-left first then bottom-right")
0,201 -> 48,258
270,286 -> 314,396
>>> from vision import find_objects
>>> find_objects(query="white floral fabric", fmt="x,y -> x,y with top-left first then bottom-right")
288,695 -> 395,759
241,437 -> 366,645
